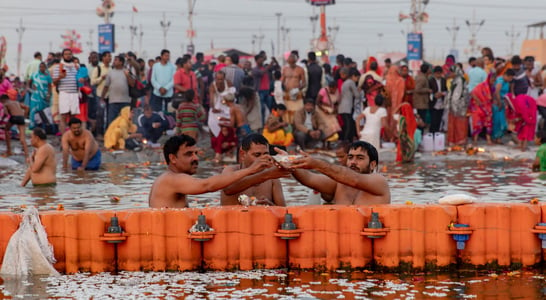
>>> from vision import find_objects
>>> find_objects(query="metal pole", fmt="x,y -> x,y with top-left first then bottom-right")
275,12 -> 282,58
138,24 -> 144,56
16,18 -> 25,78
87,29 -> 94,52
446,18 -> 459,50
187,0 -> 196,55
160,12 -> 171,49
129,10 -> 137,51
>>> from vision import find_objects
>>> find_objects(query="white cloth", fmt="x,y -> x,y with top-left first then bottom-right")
207,82 -> 234,137
358,106 -> 387,150
58,91 -> 80,115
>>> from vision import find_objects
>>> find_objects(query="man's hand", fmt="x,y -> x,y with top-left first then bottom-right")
290,151 -> 316,170
255,197 -> 275,206
152,122 -> 161,128
77,166 -> 85,172
159,87 -> 167,95
247,156 -> 273,174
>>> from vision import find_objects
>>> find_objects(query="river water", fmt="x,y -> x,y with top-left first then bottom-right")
0,158 -> 544,210
1,157 -> 545,298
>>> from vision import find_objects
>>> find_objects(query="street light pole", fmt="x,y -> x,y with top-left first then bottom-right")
16,18 -> 25,78
160,12 -> 171,49
275,12 -> 282,58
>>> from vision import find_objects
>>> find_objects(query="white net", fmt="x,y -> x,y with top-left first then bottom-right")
0,207 -> 59,276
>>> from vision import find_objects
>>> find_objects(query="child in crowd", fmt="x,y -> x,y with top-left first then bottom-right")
262,104 -> 293,147
220,93 -> 251,144
272,70 -> 284,106
355,93 -> 387,151
175,90 -> 205,140
1,94 -> 29,157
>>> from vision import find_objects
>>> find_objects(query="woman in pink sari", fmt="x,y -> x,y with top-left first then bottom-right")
468,72 -> 495,144
506,93 -> 537,151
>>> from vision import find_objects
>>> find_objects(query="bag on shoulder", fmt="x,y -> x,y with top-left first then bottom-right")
129,79 -> 146,99
171,92 -> 185,110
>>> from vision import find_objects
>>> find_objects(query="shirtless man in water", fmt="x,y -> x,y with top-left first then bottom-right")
62,117 -> 101,171
281,54 -> 306,124
149,135 -> 271,208
220,93 -> 251,142
21,128 -> 57,187
287,140 -> 390,205
221,134 -> 289,206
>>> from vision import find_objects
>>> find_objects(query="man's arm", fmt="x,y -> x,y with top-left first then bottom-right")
164,65 -> 175,91
222,165 -> 290,196
294,156 -> 388,197
291,168 -> 337,196
171,157 -> 271,195
61,134 -> 70,169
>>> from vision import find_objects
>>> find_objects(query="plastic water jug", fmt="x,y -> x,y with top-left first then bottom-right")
434,132 -> 445,151
422,133 -> 434,152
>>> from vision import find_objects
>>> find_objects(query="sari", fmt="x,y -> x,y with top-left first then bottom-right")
468,74 -> 494,137
316,87 -> 341,138
365,56 -> 382,77
384,66 -> 405,142
361,75 -> 383,107
29,71 -> 52,129
506,94 -> 537,142
396,103 -> 417,162
402,75 -> 415,105
446,66 -> 469,145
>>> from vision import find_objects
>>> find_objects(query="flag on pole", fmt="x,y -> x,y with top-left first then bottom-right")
132,5 -> 138,13
210,39 -> 214,49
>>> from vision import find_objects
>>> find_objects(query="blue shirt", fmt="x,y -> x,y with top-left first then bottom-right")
151,62 -> 176,98
467,67 -> 487,92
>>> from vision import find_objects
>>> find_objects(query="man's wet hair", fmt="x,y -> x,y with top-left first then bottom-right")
336,141 -> 351,153
68,117 -> 82,126
468,57 -> 476,64
33,127 -> 47,140
230,53 -> 240,65
163,135 -> 196,164
349,141 -> 379,169
241,133 -> 268,151
160,49 -> 170,56
511,55 -> 522,65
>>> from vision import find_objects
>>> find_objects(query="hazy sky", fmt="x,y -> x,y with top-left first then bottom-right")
1,0 -> 546,75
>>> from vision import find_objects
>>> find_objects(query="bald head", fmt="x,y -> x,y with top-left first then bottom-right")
475,57 -> 485,68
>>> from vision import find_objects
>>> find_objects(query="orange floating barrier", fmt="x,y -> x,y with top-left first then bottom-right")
1,204 -> 546,274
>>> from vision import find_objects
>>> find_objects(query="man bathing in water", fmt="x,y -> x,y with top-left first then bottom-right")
62,117 -> 101,171
285,140 -> 390,205
221,134 -> 289,206
21,128 -> 57,187
149,134 -> 271,208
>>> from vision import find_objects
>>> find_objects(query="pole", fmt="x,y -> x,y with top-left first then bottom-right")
446,18 -> 460,50
16,18 -> 25,78
129,10 -> 137,51
505,25 -> 520,56
275,12 -> 282,58
160,12 -> 171,49
87,29 -> 94,52
465,10 -> 485,56
310,14 -> 318,51
187,0 -> 197,55
138,24 -> 144,56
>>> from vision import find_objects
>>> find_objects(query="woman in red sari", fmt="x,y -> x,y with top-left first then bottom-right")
506,94 -> 537,151
468,72 -> 496,144
384,66 -> 405,142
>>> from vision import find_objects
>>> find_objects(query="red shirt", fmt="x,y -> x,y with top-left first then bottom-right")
174,68 -> 198,98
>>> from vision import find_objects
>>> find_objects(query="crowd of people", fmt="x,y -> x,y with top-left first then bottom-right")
1,45 -> 546,193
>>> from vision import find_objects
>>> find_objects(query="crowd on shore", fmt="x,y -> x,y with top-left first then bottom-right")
0,46 -> 545,190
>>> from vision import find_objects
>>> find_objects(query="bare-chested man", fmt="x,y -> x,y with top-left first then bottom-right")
1,94 -> 29,157
221,134 -> 289,206
62,117 -> 101,171
21,128 -> 57,187
281,54 -> 306,124
288,140 -> 390,205
149,135 -> 271,208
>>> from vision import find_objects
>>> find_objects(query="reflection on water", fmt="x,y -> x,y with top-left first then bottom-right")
0,159 -> 544,211
1,270 -> 545,299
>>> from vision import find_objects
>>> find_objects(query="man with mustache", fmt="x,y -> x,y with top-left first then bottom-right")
287,140 -> 390,205
149,134 -> 271,208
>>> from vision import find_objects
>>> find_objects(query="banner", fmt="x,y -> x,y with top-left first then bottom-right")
308,0 -> 335,5
407,33 -> 423,61
98,24 -> 115,53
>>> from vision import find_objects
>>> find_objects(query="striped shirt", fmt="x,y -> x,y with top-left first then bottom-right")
176,102 -> 206,134
52,62 -> 79,93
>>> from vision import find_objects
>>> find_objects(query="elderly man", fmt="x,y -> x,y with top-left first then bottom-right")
294,98 -> 326,150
